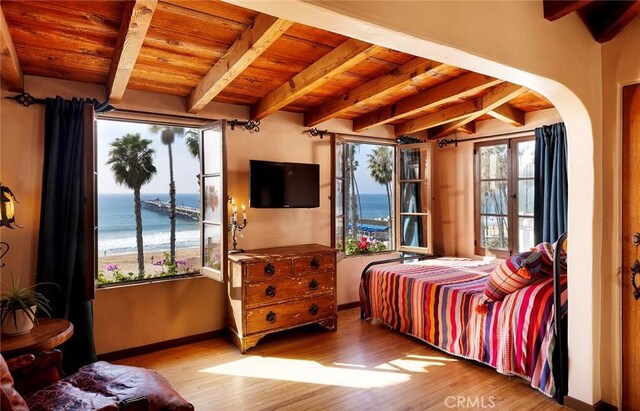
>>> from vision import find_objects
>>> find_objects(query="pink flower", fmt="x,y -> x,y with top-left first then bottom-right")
105,264 -> 119,272
154,259 -> 165,266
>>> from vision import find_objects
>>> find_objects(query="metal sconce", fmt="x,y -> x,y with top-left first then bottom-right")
0,183 -> 19,267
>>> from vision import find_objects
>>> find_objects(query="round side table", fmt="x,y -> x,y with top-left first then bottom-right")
1,318 -> 74,357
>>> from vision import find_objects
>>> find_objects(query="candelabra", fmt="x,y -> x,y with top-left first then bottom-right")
228,198 -> 247,254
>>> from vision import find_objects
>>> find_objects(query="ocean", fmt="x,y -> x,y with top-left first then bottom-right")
98,193 -> 200,256
98,192 -> 390,255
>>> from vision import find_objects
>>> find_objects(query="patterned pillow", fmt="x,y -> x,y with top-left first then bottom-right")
483,251 -> 539,300
533,241 -> 567,276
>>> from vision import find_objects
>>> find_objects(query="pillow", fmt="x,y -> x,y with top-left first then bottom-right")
532,241 -> 567,277
0,355 -> 28,411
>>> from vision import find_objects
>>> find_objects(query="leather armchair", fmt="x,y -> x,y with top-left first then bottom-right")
1,350 -> 193,411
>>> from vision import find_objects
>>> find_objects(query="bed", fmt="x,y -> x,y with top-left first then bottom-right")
359,249 -> 568,399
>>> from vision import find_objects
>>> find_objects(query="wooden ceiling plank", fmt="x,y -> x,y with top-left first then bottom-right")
187,14 -> 293,114
543,0 -> 592,21
250,39 -> 385,120
107,0 -> 158,104
353,73 -> 502,132
397,82 -> 528,137
0,8 -> 24,91
487,103 -> 526,126
303,57 -> 446,127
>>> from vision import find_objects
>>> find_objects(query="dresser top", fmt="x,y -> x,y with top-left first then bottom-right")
228,244 -> 335,263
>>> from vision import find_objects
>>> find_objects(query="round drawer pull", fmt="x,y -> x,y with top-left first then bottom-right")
310,257 -> 320,270
309,279 -> 319,291
265,285 -> 276,298
264,263 -> 275,276
266,311 -> 277,323
309,303 -> 319,316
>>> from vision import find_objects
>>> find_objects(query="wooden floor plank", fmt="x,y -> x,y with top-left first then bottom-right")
116,308 -> 565,410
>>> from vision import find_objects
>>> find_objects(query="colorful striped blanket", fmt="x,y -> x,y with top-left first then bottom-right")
359,257 -> 568,397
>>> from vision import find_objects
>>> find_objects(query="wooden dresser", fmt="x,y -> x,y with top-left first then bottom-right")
226,244 -> 337,353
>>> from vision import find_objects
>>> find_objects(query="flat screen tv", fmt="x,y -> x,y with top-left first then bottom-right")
250,160 -> 320,208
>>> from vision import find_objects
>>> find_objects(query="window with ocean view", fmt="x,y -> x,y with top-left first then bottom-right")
97,119 -> 203,285
336,141 -> 395,256
474,137 -> 535,256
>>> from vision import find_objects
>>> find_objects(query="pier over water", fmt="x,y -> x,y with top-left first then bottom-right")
142,198 -> 199,221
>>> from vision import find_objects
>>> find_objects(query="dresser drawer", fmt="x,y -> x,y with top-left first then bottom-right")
245,259 -> 292,282
246,273 -> 334,308
293,253 -> 334,276
246,295 -> 335,334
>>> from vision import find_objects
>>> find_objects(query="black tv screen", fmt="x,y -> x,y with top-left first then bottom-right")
250,160 -> 320,208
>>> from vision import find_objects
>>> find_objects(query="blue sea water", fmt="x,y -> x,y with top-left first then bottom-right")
98,193 -> 200,256
98,192 -> 389,255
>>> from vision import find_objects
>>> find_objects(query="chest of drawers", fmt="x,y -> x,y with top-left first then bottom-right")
226,244 -> 337,353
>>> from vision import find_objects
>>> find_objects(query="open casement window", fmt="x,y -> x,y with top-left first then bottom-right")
474,137 -> 535,257
333,135 -> 395,256
396,143 -> 432,254
200,121 -> 227,282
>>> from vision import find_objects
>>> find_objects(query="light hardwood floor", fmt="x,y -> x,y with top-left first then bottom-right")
116,308 -> 566,410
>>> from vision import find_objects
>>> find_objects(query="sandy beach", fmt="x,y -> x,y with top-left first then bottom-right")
98,247 -> 201,280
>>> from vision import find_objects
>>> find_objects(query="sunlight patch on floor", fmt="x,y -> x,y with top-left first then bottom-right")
199,356 -> 411,388
406,354 -> 459,362
388,358 -> 446,372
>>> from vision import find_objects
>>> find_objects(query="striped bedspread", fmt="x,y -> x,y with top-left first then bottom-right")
359,257 -> 568,397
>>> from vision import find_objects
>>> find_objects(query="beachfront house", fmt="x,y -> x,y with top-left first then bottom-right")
1,1 -> 638,410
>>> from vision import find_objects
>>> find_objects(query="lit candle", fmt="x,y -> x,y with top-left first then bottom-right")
241,203 -> 247,222
233,204 -> 238,223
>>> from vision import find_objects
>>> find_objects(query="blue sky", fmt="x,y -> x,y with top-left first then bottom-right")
352,144 -> 389,194
97,119 -> 200,194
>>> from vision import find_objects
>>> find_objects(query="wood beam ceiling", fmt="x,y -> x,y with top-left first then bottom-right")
107,0 -> 157,104
580,1 -> 640,43
487,103 -> 525,126
251,39 -> 384,121
0,7 -> 23,92
353,73 -> 502,132
543,0 -> 592,21
396,83 -> 528,137
188,14 -> 293,114
303,58 -> 446,127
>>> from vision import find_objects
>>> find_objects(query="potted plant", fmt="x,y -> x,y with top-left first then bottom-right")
1,276 -> 53,336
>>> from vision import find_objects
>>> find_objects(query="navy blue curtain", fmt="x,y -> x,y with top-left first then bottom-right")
36,96 -> 102,372
534,122 -> 568,244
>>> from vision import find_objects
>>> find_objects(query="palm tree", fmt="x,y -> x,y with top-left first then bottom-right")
185,132 -> 199,159
345,144 -> 362,240
107,133 -> 156,278
148,126 -> 197,264
367,147 -> 393,234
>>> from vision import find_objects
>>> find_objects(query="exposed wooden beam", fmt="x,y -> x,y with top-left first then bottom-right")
397,83 -> 528,137
0,8 -> 23,92
457,122 -> 476,135
188,14 -> 293,114
585,1 -> 640,43
251,39 -> 384,121
488,103 -> 525,127
353,73 -> 502,132
304,58 -> 446,127
543,0 -> 592,21
107,0 -> 157,104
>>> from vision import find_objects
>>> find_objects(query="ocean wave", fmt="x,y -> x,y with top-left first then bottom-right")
98,229 -> 200,255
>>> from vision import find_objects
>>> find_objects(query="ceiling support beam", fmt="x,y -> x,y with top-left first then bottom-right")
352,73 -> 502,132
0,8 -> 23,92
188,14 -> 293,114
396,82 -> 528,137
303,57 -> 446,127
107,0 -> 157,104
488,103 -> 525,126
251,39 -> 384,121
457,122 -> 476,135
582,1 -> 640,43
543,0 -> 592,21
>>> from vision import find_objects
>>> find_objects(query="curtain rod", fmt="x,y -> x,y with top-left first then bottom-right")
100,107 -> 218,126
5,92 -> 114,112
436,128 -> 536,148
